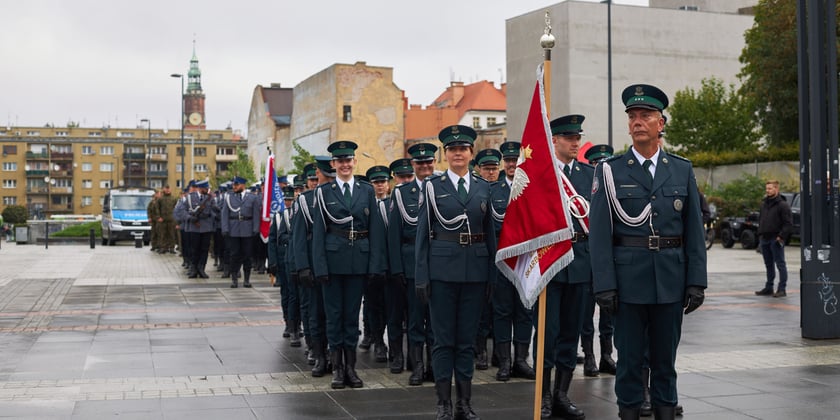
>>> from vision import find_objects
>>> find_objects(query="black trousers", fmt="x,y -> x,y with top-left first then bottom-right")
189,232 -> 212,268
228,235 -> 254,276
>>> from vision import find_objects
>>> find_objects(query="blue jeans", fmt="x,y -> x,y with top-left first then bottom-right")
760,238 -> 787,291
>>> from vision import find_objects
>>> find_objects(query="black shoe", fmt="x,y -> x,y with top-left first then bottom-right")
359,335 -> 372,351
676,404 -> 683,416
283,325 -> 291,338
408,345 -> 424,386
454,379 -> 479,420
474,338 -> 488,371
773,290 -> 787,298
343,348 -> 364,388
511,343 -> 536,380
389,341 -> 404,374
374,341 -> 388,363
330,349 -> 345,389
552,369 -> 585,419
755,288 -> 773,296
243,282 -> 252,288
495,343 -> 511,382
290,331 -> 302,348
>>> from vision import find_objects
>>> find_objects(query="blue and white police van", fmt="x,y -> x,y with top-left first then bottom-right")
101,187 -> 155,246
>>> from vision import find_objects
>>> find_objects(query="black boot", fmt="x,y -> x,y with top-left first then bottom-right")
221,263 -> 230,278
213,256 -> 219,267
230,273 -> 239,288
290,326 -> 301,348
359,334 -> 372,351
454,379 -> 480,420
409,345 -> 425,386
330,348 -> 345,389
197,265 -> 209,279
474,337 -> 488,370
599,336 -> 617,375
435,379 -> 453,420
641,367 -> 652,417
652,406 -> 676,420
619,407 -> 641,420
582,336 -> 599,377
343,347 -> 364,388
511,342 -> 536,380
311,340 -> 326,377
374,338 -> 388,363
552,368 -> 585,419
243,268 -> 252,288
424,344 -> 434,382
187,264 -> 198,278
495,342 -> 511,382
389,340 -> 404,374
540,368 -> 553,419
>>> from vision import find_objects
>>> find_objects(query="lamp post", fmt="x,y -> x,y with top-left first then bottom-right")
170,73 -> 185,189
140,118 -> 151,187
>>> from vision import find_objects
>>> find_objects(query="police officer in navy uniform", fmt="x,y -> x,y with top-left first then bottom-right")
590,85 -> 707,420
293,159 -> 334,376
488,142 -> 537,383
311,141 -> 387,390
534,115 -> 593,420
362,164 -> 392,363
415,125 -> 497,420
211,183 -> 228,272
579,144 -> 618,379
384,157 -> 414,375
269,186 -> 301,346
473,149 -> 500,372
221,176 -> 261,288
389,144 -> 438,386
186,180 -> 215,278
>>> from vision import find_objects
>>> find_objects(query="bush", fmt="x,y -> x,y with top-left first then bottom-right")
707,174 -> 766,218
52,221 -> 102,238
1,205 -> 28,225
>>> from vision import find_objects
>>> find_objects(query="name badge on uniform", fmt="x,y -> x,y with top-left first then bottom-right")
674,199 -> 683,211
364,208 -> 370,216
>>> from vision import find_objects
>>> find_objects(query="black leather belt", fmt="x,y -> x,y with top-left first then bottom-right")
229,215 -> 252,220
571,232 -> 588,243
432,231 -> 485,246
328,226 -> 369,241
614,235 -> 681,250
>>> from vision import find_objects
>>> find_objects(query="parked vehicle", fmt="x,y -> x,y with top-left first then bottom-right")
704,203 -> 717,250
101,187 -> 155,246
790,193 -> 800,243
719,212 -> 759,249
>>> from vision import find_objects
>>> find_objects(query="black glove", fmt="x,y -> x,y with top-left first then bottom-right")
316,275 -> 330,286
485,282 -> 495,303
392,273 -> 407,287
415,283 -> 430,305
298,268 -> 314,288
684,286 -> 705,315
290,271 -> 300,284
595,290 -> 618,316
267,265 -> 278,276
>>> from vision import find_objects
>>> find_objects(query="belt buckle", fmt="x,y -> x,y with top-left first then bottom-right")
348,230 -> 358,241
571,233 -> 579,243
648,235 -> 660,251
459,233 -> 471,246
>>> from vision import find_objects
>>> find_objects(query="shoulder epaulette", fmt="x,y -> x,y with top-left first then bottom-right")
604,153 -> 623,163
471,175 -> 489,184
578,161 -> 595,169
356,179 -> 372,186
665,152 -> 691,163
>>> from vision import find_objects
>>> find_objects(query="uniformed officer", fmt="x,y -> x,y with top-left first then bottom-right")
384,158 -> 414,375
148,190 -> 160,252
533,115 -> 593,420
415,125 -> 497,419
221,176 -> 261,288
311,141 -> 387,390
489,141 -> 537,383
473,148 -> 502,372
156,185 -> 178,254
182,181 -> 215,278
578,144 -> 617,379
361,164 -> 392,364
269,186 -> 300,346
590,84 -> 706,420
389,144 -> 438,386
211,183 -> 228,271
175,182 -> 197,269
476,149 -> 501,183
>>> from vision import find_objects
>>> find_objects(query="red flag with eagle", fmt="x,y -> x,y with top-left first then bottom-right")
495,65 -> 575,309
260,154 -> 284,243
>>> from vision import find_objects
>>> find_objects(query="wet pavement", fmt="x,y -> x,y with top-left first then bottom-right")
0,239 -> 838,419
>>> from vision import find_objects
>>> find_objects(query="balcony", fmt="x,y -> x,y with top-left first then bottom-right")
26,186 -> 49,194
149,171 -> 168,178
123,153 -> 145,160
50,186 -> 73,194
48,204 -> 74,213
150,153 -> 168,161
215,154 -> 237,162
26,170 -> 49,177
50,169 -> 72,178
51,152 -> 74,160
25,151 -> 49,159
124,168 -> 145,178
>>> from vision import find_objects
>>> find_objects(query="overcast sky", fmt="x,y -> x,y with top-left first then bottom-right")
1,0 -> 647,136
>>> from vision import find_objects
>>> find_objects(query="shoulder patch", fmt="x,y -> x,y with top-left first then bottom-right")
604,154 -> 623,163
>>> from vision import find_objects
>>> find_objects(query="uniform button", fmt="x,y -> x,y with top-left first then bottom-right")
651,195 -> 656,200
653,212 -> 659,217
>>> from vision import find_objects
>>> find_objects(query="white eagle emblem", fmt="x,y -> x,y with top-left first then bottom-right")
509,167 -> 530,201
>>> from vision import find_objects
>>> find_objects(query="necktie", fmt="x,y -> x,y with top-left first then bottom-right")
458,178 -> 468,202
563,164 -> 571,177
343,183 -> 351,205
642,159 -> 653,181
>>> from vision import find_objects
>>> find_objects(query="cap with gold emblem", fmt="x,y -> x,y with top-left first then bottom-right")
327,141 -> 358,159
389,158 -> 414,175
303,163 -> 317,180
408,143 -> 438,162
282,186 -> 295,200
622,84 -> 669,112
584,144 -> 614,164
314,155 -> 335,177
499,141 -> 521,159
476,149 -> 502,167
550,114 -> 585,136
365,165 -> 392,182
438,125 -> 477,148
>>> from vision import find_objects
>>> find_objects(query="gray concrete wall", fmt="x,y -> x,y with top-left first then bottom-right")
506,1 -> 753,150
649,0 -> 757,14
694,161 -> 799,191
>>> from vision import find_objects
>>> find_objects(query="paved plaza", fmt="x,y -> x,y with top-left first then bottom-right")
0,239 -> 839,419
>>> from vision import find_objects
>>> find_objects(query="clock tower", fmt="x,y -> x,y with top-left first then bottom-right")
184,42 -> 206,130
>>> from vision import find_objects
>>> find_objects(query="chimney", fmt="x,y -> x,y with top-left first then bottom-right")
500,83 -> 507,96
270,83 -> 282,88
450,81 -> 465,106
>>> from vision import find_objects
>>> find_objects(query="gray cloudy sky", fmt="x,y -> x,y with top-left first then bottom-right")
1,0 -> 647,135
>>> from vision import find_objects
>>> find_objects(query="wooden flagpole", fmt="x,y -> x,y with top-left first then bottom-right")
533,11 -> 555,420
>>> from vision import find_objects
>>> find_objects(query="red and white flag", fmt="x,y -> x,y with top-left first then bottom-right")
260,154 -> 284,243
495,65 -> 574,309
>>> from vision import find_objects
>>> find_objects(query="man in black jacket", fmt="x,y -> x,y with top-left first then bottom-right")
755,180 -> 793,298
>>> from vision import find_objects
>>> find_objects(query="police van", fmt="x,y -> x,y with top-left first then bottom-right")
101,187 -> 155,246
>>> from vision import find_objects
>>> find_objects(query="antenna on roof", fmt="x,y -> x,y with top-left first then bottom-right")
449,67 -> 455,82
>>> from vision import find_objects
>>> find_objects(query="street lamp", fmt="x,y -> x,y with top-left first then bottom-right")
140,118 -> 151,187
170,73 -> 185,189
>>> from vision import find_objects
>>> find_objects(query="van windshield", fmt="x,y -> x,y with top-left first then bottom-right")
112,195 -> 152,210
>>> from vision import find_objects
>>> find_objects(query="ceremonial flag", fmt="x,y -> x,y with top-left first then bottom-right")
495,65 -> 575,309
260,154 -> 284,243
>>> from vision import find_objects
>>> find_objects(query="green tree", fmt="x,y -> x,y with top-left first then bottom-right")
707,173 -> 766,218
224,149 -> 257,185
738,0 -> 840,147
667,77 -> 759,157
2,205 -> 28,224
291,140 -> 315,175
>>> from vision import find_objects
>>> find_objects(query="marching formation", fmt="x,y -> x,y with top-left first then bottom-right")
143,83 -> 706,420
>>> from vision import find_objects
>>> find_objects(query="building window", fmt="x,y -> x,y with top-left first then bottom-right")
151,146 -> 166,154
82,179 -> 93,189
472,117 -> 481,128
209,133 -> 223,140
2,162 -> 16,171
26,130 -> 40,136
194,164 -> 208,172
177,147 -> 185,157
118,131 -> 134,137
150,180 -> 163,189
151,133 -> 163,138
2,180 -> 17,188
487,117 -> 497,126
88,131 -> 103,137
176,164 -> 183,173
81,196 -> 93,207
100,163 -> 113,172
55,131 -> 69,137
2,145 -> 16,155
100,146 -> 114,155
343,105 -> 352,122
99,180 -> 110,189
82,163 -> 92,172
216,146 -> 235,155
3,196 -> 16,205
81,146 -> 93,155
53,145 -> 71,153
194,147 -> 207,157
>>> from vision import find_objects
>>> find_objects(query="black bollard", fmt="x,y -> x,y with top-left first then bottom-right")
45,221 -> 49,249
134,234 -> 142,248
90,228 -> 95,249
